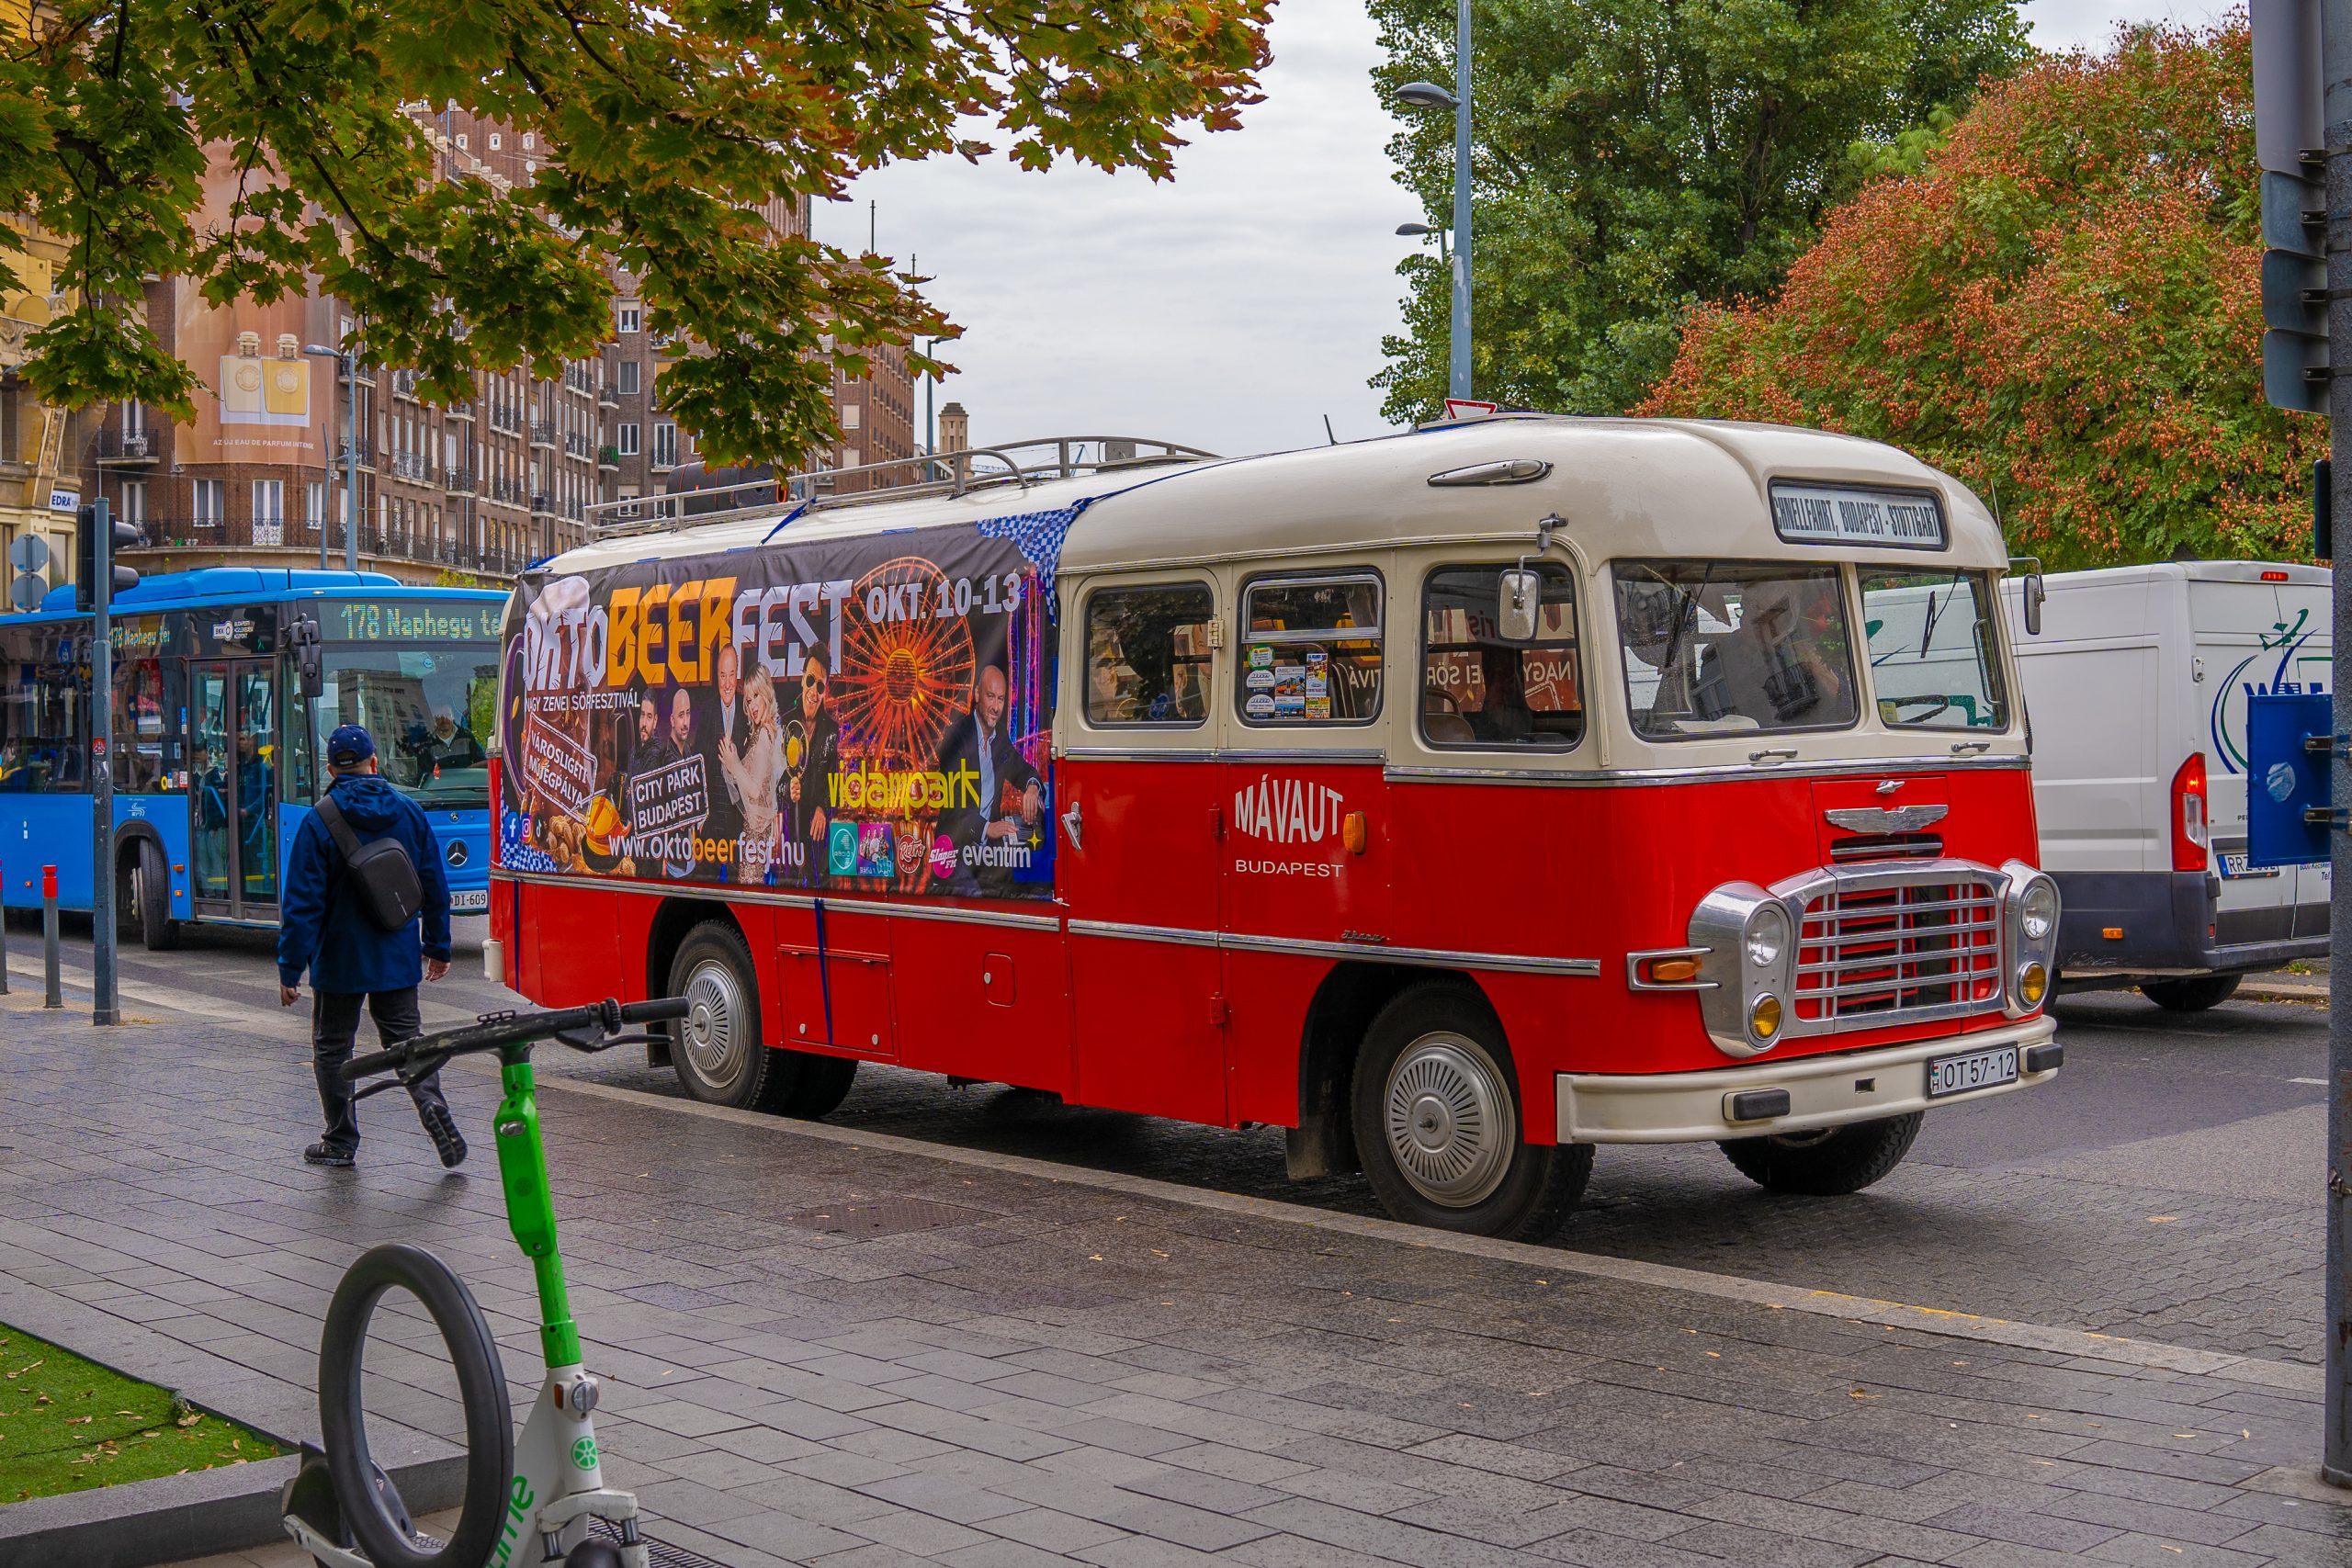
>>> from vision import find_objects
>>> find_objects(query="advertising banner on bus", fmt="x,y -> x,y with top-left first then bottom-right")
500,518 -> 1061,899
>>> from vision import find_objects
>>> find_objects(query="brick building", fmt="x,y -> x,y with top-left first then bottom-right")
69,111 -> 918,588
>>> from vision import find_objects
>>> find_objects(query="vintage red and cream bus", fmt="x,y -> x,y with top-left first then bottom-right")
490,415 -> 2062,1238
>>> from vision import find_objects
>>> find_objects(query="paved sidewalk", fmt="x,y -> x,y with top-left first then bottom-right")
4,999 -> 2349,1568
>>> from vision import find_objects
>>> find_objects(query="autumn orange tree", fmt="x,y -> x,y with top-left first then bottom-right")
1640,21 -> 2320,570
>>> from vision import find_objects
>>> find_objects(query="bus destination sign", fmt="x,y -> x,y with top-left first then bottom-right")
1769,481 -> 1946,551
332,599 -> 503,643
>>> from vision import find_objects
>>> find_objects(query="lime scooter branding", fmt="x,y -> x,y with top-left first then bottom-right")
284,998 -> 684,1568
487,1475 -> 537,1568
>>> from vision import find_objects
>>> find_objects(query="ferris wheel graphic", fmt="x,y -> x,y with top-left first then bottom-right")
834,556 -> 975,768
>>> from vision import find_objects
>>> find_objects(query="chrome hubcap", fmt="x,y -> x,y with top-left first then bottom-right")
679,960 -> 746,1086
1384,1034 -> 1513,1207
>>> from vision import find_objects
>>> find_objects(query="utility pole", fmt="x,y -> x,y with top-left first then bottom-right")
2326,0 -> 2352,1485
1449,0 -> 1472,402
78,497 -> 133,1026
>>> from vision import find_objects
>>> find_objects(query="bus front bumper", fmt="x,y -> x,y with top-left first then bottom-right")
1556,1016 -> 2061,1145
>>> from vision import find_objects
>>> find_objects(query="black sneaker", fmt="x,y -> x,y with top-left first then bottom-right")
304,1142 -> 356,1168
420,1104 -> 467,1168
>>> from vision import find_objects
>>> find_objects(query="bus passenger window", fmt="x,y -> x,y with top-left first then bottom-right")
1085,583 -> 1216,726
1238,575 -> 1383,726
1421,565 -> 1582,750
0,625 -> 87,792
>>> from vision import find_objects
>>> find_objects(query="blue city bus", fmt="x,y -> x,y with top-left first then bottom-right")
0,568 -> 506,945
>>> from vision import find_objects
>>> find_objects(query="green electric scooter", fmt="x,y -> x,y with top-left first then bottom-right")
281,997 -> 688,1568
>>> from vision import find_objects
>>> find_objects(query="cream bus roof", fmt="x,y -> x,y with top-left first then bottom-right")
542,416 -> 2007,581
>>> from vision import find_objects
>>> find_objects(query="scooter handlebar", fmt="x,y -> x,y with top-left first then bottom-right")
341,997 -> 689,1084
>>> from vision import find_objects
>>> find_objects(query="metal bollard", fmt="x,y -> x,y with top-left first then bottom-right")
41,864 -> 60,1010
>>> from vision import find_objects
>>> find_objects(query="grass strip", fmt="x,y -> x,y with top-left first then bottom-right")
0,1324 -> 281,1505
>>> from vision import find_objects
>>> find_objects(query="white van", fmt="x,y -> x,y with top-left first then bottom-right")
2003,562 -> 2331,1010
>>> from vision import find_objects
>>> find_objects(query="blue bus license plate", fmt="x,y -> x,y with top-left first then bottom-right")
1926,1045 -> 2018,1100
449,888 -> 489,913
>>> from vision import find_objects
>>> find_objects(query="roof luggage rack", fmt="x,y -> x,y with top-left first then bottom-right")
582,434 -> 1217,543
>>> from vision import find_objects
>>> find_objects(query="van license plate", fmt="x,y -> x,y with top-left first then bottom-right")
2219,853 -> 2280,880
450,889 -> 489,913
1926,1045 -> 2018,1100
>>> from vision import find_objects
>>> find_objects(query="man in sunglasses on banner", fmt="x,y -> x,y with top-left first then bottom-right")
786,653 -> 841,886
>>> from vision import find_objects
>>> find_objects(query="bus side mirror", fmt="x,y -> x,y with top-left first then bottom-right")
2008,557 -> 2044,637
1498,568 -> 1540,642
288,615 -> 323,701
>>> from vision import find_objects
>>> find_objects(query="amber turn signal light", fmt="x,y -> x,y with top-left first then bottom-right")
1647,957 -> 1702,985
2101,926 -> 2123,941
1342,811 -> 1367,854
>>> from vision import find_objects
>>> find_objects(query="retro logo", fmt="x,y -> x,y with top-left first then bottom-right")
828,820 -> 860,876
1230,773 -> 1346,845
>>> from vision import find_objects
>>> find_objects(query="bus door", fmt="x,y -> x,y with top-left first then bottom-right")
187,660 -> 281,919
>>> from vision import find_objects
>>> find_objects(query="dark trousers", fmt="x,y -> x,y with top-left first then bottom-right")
311,987 -> 447,1154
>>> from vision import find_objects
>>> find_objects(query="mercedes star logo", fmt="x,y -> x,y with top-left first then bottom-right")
446,840 -> 469,867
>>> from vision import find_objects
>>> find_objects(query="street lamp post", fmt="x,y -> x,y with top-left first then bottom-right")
1396,221 -> 1450,265
301,344 -> 357,572
1396,0 -> 1472,401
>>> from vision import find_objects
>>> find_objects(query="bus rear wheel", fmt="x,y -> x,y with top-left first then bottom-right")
1717,1111 -> 1923,1196
1350,983 -> 1591,1241
667,922 -> 793,1111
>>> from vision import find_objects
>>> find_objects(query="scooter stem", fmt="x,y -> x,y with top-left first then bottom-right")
495,1050 -> 581,1369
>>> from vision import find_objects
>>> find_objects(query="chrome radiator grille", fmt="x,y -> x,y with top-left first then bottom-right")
1792,873 -> 2003,1027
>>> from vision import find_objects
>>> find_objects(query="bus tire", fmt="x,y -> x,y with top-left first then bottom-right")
131,840 -> 177,951
1717,1111 -> 1923,1196
776,1052 -> 857,1119
667,921 -> 794,1111
2142,974 -> 2241,1012
318,1244 -> 512,1568
1349,982 -> 1591,1240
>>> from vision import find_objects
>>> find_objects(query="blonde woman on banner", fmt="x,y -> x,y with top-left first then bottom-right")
719,667 -> 787,881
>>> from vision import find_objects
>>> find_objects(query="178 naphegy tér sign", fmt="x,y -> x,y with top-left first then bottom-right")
499,516 -> 1065,900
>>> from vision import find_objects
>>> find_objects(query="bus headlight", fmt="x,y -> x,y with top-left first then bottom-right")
2001,862 -> 2061,1017
1688,882 -> 1796,1059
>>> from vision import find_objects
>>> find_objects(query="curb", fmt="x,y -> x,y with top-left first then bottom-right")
2241,978 -> 2328,1003
0,1452 -> 465,1568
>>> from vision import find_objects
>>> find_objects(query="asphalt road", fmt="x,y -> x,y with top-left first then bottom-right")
10,912 -> 2331,1364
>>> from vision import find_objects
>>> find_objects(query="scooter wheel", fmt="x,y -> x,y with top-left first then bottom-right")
318,1244 -> 514,1568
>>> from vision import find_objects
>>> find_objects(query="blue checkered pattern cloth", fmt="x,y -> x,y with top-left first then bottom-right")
976,503 -> 1090,621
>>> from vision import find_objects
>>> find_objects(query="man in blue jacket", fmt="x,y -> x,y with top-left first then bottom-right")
277,724 -> 464,1170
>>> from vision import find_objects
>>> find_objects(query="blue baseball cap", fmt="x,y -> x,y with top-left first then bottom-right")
326,725 -> 377,768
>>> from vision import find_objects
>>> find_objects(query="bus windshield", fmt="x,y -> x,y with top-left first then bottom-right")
312,643 -> 500,806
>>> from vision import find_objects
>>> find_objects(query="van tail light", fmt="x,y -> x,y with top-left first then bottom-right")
2171,753 -> 2210,872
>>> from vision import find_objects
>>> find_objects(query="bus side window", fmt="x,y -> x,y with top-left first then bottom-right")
0,625 -> 87,793
1085,582 -> 1216,726
1420,564 -> 1583,750
1236,573 -> 1384,727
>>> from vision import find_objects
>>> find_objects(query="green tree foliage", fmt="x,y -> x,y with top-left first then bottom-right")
0,0 -> 1270,466
1369,0 -> 2030,422
1642,22 -> 2317,570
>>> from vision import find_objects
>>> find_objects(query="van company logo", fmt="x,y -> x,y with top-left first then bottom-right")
1232,774 -> 1345,845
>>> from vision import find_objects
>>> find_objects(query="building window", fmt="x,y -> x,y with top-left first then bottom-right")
651,423 -> 676,468
306,480 -> 326,523
121,400 -> 145,441
193,479 -> 224,525
616,302 -> 640,334
617,360 -> 639,396
522,132 -> 536,150
488,131 -> 502,151
842,446 -> 861,469
116,480 -> 145,526
456,133 -> 469,150
253,480 -> 284,522
841,403 -> 862,431
616,423 -> 639,457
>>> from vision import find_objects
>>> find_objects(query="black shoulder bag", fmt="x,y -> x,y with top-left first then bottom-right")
313,792 -> 425,931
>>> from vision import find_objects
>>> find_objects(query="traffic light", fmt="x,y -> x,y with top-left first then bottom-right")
2256,0 -> 2329,412
74,502 -> 141,612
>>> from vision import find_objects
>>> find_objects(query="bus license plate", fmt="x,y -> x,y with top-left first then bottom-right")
450,889 -> 489,913
1926,1045 -> 2018,1100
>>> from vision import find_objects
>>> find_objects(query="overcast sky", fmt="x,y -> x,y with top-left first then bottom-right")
816,1 -> 2231,462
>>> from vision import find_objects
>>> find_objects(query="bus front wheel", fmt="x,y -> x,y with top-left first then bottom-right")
129,840 -> 177,951
667,922 -> 793,1111
1718,1111 -> 1923,1196
1349,983 -> 1591,1241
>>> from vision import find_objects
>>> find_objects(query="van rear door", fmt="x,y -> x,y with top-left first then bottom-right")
2189,568 -> 2331,944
